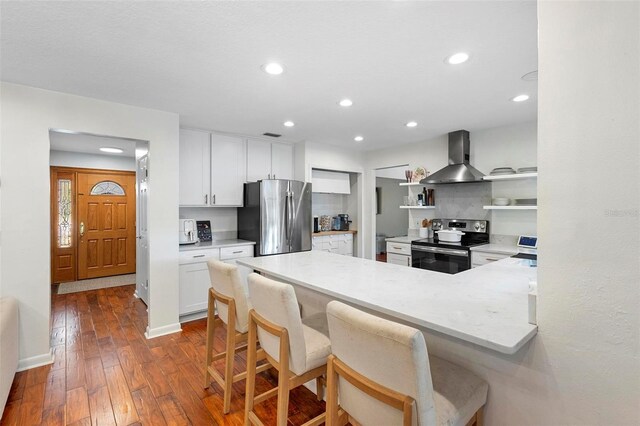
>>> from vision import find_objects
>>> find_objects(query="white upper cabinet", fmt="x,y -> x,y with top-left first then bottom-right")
246,139 -> 294,182
211,133 -> 246,207
271,142 -> 294,180
246,139 -> 272,182
312,169 -> 351,194
179,129 -> 211,206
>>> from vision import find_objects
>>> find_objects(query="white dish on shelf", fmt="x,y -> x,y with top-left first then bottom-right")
492,198 -> 511,206
517,167 -> 538,173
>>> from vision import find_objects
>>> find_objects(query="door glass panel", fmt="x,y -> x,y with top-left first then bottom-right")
58,179 -> 72,248
90,181 -> 125,195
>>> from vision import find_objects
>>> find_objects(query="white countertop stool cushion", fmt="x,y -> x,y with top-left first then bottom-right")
207,259 -> 250,333
326,300 -> 487,426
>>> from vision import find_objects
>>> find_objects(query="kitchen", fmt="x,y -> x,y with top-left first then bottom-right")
0,2 -> 638,426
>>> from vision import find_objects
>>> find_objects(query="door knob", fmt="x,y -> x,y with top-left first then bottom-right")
79,222 -> 85,237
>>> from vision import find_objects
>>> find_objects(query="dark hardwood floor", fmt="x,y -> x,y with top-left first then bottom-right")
1,284 -> 325,425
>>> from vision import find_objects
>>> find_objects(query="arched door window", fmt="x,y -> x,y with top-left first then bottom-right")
90,181 -> 125,196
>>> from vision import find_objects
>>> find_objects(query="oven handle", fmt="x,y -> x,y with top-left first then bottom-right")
411,246 -> 469,257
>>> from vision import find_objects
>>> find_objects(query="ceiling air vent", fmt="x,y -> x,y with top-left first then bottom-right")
262,132 -> 282,138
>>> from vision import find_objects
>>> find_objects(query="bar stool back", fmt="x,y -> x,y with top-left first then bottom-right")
326,301 -> 487,426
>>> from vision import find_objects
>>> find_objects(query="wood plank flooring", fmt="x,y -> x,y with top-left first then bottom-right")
1,285 -> 325,425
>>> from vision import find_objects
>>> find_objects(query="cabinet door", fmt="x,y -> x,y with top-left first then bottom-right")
387,253 -> 411,266
211,134 -> 246,206
179,129 -> 211,206
246,139 -> 272,182
271,143 -> 294,180
179,262 -> 211,315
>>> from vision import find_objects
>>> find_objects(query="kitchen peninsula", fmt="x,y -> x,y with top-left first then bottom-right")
238,250 -> 537,354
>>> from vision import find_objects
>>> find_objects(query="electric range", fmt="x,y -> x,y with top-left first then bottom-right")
411,219 -> 489,274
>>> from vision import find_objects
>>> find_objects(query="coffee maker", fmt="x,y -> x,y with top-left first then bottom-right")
337,214 -> 351,231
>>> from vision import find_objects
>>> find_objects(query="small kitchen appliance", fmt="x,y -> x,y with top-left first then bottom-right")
179,219 -> 198,245
196,220 -> 212,242
411,219 -> 489,274
337,214 -> 351,231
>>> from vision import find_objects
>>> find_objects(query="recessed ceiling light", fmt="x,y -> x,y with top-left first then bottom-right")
446,52 -> 470,65
100,147 -> 124,154
354,136 -> 364,142
283,121 -> 295,127
339,99 -> 353,107
262,62 -> 284,75
405,121 -> 418,128
512,94 -> 530,102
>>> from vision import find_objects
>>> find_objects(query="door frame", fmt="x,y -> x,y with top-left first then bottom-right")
50,166 -> 137,284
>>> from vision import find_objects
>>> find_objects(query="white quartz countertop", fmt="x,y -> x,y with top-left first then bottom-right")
238,251 -> 537,355
179,239 -> 255,252
385,236 -> 416,244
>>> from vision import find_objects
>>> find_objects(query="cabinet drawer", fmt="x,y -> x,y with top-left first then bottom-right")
387,252 -> 411,267
471,251 -> 510,268
179,248 -> 220,264
386,242 -> 411,256
220,245 -> 254,260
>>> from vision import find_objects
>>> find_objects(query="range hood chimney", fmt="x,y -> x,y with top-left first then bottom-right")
421,130 -> 484,184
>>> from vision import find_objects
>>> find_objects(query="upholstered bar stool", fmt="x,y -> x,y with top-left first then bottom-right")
325,301 -> 488,426
204,260 -> 269,414
245,273 -> 331,426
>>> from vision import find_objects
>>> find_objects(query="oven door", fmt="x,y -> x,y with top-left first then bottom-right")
411,245 -> 470,274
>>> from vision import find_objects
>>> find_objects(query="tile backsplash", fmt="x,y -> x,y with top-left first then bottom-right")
434,182 -> 492,220
312,193 -> 349,217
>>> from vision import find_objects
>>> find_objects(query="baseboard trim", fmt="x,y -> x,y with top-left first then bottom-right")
144,322 -> 182,339
17,348 -> 54,372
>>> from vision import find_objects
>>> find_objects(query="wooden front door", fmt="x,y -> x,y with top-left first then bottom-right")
77,171 -> 136,279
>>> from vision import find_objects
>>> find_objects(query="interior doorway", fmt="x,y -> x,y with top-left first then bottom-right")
48,130 -> 149,304
374,165 -> 409,262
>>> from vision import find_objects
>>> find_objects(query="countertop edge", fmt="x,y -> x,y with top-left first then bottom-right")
237,258 -> 537,355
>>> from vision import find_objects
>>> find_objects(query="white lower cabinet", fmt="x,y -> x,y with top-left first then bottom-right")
179,244 -> 254,317
471,251 -> 511,268
387,252 -> 411,267
312,233 -> 354,256
386,242 -> 411,267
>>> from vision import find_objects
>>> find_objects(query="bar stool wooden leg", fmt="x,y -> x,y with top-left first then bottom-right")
223,305 -> 237,414
276,331 -> 290,426
204,288 -> 216,388
244,312 -> 258,426
326,356 -> 339,426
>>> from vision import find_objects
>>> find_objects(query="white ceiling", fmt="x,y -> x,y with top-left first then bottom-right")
49,131 -> 137,158
1,1 -> 538,151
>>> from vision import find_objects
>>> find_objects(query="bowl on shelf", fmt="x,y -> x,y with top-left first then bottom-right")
490,167 -> 516,176
517,166 -> 537,173
492,197 -> 511,206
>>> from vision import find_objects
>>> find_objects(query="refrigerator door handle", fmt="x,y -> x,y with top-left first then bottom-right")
285,190 -> 294,249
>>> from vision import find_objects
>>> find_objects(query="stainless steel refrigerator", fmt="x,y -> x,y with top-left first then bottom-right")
237,180 -> 312,256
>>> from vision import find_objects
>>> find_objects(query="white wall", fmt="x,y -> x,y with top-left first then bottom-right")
0,83 -> 181,368
375,177 -> 406,238
49,150 -> 136,171
536,1 -> 639,423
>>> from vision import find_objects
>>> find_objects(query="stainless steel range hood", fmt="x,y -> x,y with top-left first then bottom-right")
421,130 -> 484,184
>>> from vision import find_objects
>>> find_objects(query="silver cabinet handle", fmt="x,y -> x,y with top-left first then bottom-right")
205,194 -> 208,204
212,194 -> 216,204
193,254 -> 205,258
232,250 -> 242,254
485,257 -> 501,262
273,174 -> 276,179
